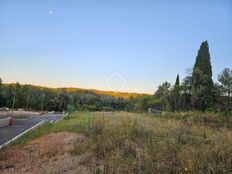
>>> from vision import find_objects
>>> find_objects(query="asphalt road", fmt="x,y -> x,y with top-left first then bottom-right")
0,114 -> 65,146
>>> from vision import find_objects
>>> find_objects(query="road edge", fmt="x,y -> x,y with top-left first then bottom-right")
0,120 -> 45,150
54,113 -> 69,123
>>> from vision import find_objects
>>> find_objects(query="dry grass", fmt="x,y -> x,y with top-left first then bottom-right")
71,112 -> 232,173
1,111 -> 232,174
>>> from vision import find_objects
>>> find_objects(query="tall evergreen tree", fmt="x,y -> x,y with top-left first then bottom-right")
192,41 -> 213,111
175,74 -> 180,86
174,74 -> 180,111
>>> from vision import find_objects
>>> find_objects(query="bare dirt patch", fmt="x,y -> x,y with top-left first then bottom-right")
0,132 -> 98,174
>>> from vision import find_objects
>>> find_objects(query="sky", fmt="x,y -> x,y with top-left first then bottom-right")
0,0 -> 232,94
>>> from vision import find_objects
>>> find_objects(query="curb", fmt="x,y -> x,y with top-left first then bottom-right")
54,113 -> 68,123
0,120 -> 45,150
0,113 -> 69,150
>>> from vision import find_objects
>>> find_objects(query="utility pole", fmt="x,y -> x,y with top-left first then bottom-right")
41,93 -> 45,111
11,88 -> 16,117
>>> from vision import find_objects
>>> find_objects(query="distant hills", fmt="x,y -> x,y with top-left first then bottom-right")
63,87 -> 150,98
2,83 -> 150,99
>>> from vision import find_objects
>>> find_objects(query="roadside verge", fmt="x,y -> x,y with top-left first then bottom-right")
0,120 -> 45,150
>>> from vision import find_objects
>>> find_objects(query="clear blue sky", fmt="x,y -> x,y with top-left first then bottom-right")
0,0 -> 232,94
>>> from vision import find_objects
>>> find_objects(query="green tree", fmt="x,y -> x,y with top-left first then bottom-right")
173,74 -> 180,111
212,83 -> 225,111
218,68 -> 232,98
179,68 -> 193,111
155,81 -> 171,110
218,68 -> 232,111
155,82 -> 171,98
181,76 -> 192,110
192,41 -> 213,111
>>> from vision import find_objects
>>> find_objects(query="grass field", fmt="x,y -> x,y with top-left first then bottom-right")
1,111 -> 232,174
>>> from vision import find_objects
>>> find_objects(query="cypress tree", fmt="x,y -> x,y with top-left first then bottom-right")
175,74 -> 180,87
174,74 -> 180,111
192,41 -> 213,111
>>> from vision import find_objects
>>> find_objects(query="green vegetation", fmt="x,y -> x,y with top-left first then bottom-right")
0,83 -> 147,112
136,41 -> 232,113
6,111 -> 232,173
0,42 -> 231,114
192,41 -> 213,111
0,42 -> 232,172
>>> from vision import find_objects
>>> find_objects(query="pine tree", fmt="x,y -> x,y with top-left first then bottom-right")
192,41 -> 213,111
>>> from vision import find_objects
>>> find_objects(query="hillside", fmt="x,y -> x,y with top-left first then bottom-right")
2,83 -> 150,99
63,87 -> 150,98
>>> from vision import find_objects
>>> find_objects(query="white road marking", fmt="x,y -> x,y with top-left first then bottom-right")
0,120 -> 45,150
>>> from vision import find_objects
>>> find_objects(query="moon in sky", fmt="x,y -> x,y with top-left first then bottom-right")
48,11 -> 53,15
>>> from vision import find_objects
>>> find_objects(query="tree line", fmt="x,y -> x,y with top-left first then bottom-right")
0,41 -> 231,113
138,41 -> 232,113
0,82 -> 141,112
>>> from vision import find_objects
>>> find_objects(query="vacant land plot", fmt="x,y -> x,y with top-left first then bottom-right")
0,111 -> 232,174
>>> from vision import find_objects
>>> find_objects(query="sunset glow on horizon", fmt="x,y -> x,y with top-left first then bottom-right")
1,0 -> 232,94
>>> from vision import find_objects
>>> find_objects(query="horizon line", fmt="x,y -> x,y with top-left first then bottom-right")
2,81 -> 153,95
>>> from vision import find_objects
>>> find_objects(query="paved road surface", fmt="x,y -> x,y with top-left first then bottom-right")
0,114 -> 65,146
